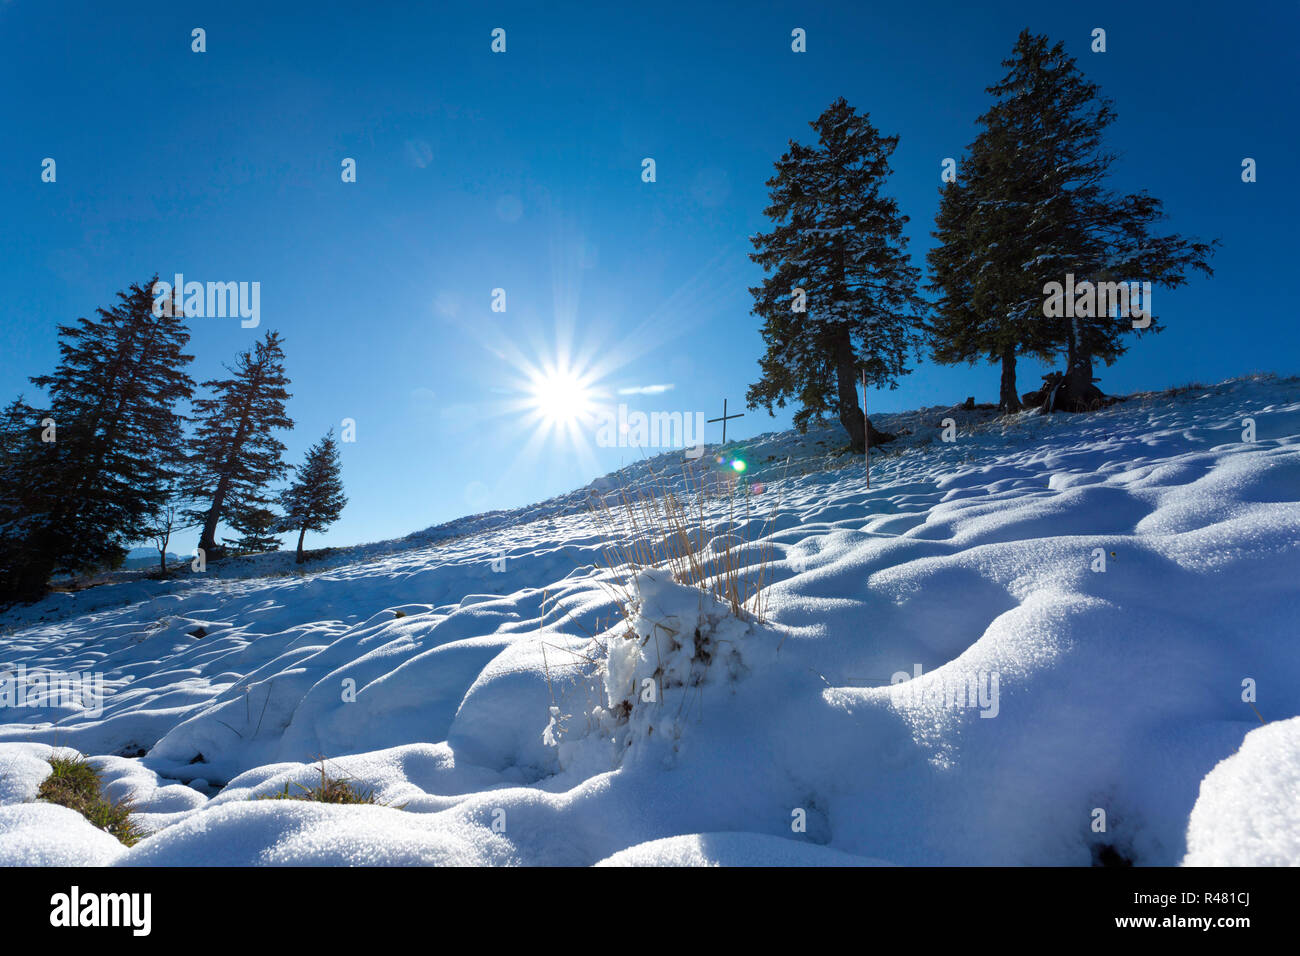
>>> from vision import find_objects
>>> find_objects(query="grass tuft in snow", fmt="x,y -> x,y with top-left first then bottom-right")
256,760 -> 386,806
37,753 -> 142,846
590,459 -> 776,624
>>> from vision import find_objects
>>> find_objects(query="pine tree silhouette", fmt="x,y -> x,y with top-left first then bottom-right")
279,430 -> 347,564
183,331 -> 293,558
747,98 -> 926,451
928,31 -> 1216,412
0,278 -> 194,603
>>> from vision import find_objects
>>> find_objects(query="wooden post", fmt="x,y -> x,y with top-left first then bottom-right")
862,368 -> 869,488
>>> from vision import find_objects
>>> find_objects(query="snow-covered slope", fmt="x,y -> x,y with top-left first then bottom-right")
1,375 -> 1297,866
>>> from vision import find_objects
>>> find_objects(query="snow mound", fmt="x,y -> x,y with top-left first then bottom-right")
544,569 -> 773,775
1183,717 -> 1300,866
116,800 -> 507,867
0,802 -> 124,866
1,375 -> 1298,865
595,831 -> 893,866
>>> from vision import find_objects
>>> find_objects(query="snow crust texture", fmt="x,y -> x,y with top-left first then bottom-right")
1,376 -> 1297,865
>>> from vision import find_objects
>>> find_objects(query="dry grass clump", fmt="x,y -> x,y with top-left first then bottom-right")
589,458 -> 778,623
257,759 -> 386,805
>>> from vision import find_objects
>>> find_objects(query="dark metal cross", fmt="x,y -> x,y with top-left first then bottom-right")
708,398 -> 744,445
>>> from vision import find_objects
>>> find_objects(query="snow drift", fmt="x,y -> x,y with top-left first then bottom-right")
1,375 -> 1297,865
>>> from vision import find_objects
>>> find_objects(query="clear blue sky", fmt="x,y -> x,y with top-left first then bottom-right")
1,0 -> 1296,552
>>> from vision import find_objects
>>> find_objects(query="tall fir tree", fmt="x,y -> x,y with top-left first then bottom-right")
747,98 -> 926,451
0,396 -> 54,600
927,132 -> 1058,412
0,278 -> 194,603
183,331 -> 294,557
279,430 -> 346,564
928,31 -> 1215,412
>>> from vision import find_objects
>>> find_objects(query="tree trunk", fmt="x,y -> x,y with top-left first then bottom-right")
296,526 -> 307,564
198,413 -> 253,555
198,476 -> 228,556
3,546 -> 57,605
865,415 -> 893,447
998,347 -> 1022,413
1054,317 -> 1105,412
834,328 -> 893,453
198,520 -> 216,556
1057,361 -> 1103,412
835,335 -> 866,453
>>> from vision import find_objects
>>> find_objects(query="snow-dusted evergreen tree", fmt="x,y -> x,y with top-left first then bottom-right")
222,505 -> 283,556
183,331 -> 293,558
927,134 -> 1057,412
0,396 -> 52,601
747,98 -> 926,452
0,279 -> 194,603
929,31 -> 1215,412
278,430 -> 346,564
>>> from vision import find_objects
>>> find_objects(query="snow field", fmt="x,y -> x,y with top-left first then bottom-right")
1,375 -> 1297,865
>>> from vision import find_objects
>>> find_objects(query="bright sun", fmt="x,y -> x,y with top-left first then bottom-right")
528,366 -> 596,428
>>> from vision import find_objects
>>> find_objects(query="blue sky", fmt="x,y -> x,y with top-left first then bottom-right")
1,0 -> 1296,552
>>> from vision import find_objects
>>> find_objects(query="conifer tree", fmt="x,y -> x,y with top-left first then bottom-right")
0,396 -> 53,600
0,396 -> 48,526
0,279 -> 194,602
223,505 -> 283,556
747,98 -> 926,451
183,331 -> 293,557
0,395 -> 38,459
928,31 -> 1215,412
279,430 -> 346,564
927,137 -> 1057,412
